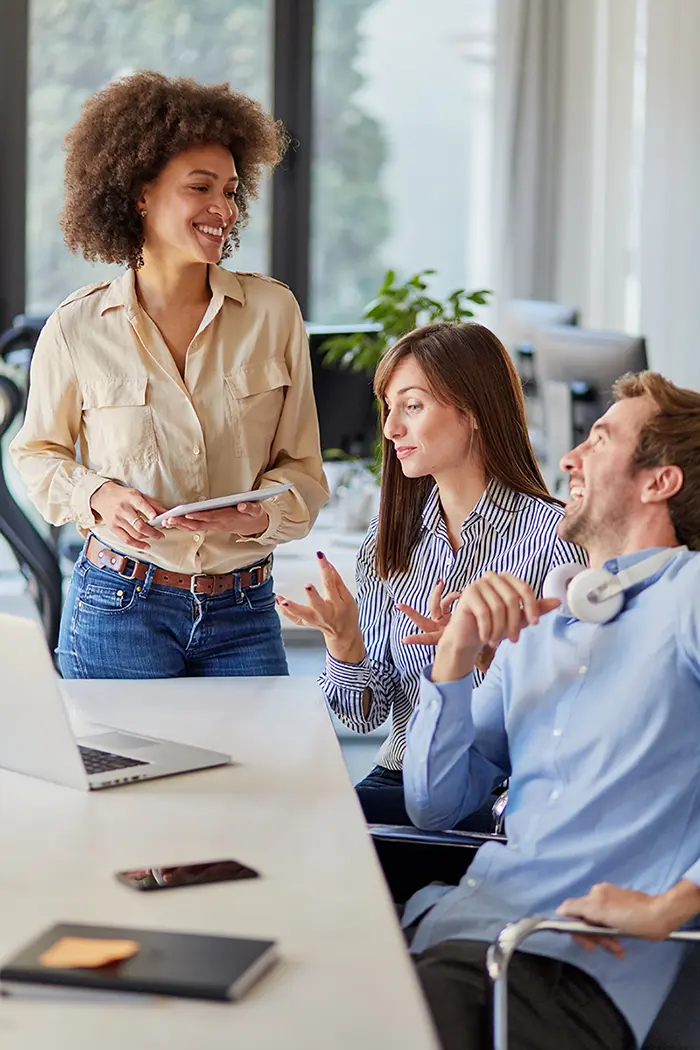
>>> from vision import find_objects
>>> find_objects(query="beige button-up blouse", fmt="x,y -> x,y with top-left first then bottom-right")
10,265 -> 329,574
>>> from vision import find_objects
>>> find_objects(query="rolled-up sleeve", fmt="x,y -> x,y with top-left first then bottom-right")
250,297 -> 329,545
9,312 -> 109,529
319,521 -> 405,733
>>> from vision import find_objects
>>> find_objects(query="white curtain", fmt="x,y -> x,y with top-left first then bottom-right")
639,0 -> 700,388
491,0 -> 564,311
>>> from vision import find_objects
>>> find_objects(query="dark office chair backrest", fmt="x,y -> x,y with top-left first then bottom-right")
0,319 -> 63,659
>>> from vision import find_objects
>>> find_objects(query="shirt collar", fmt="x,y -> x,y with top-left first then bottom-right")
471,478 -> 523,537
602,546 -> 686,576
421,477 -> 523,539
99,264 -> 245,317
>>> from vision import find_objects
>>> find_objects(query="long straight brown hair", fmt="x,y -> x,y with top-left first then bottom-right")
373,322 -> 559,579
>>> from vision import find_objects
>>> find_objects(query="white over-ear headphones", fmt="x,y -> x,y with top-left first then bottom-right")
542,547 -> 686,624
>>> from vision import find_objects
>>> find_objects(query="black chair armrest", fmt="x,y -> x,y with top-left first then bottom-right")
368,824 -> 507,848
368,825 -> 507,904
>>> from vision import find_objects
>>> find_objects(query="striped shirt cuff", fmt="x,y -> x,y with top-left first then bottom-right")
325,651 -> 372,689
322,652 -> 376,730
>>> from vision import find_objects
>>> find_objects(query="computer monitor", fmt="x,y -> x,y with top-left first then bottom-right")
306,324 -> 379,459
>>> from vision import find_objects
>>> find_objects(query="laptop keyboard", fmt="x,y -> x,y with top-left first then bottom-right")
78,745 -> 149,775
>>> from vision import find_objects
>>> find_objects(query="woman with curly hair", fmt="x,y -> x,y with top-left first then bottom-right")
11,71 -> 329,678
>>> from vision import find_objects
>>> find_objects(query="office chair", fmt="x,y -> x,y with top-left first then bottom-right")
0,316 -> 63,658
531,325 -> 647,493
369,824 -> 507,904
488,916 -> 700,1050
0,374 -> 63,658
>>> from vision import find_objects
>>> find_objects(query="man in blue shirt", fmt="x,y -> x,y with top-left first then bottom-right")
402,371 -> 700,1050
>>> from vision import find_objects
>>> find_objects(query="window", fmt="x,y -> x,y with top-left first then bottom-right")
26,0 -> 272,314
310,0 -> 497,323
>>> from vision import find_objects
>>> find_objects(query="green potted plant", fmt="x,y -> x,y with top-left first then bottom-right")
319,268 -> 490,375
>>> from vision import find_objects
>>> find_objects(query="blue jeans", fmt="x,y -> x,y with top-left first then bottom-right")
57,549 -> 289,679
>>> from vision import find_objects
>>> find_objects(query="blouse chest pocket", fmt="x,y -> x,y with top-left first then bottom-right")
81,377 -> 158,470
224,359 -> 290,458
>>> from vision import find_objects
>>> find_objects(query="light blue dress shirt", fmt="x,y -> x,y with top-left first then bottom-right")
403,548 -> 700,1046
320,479 -> 584,769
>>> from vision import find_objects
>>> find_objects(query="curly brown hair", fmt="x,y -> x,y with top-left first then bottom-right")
61,70 -> 288,268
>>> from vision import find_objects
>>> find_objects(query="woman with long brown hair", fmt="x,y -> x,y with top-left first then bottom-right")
278,322 -> 586,827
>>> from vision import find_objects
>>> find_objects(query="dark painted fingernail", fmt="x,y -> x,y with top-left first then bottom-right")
281,601 -> 289,606
305,585 -> 312,591
316,551 -> 324,559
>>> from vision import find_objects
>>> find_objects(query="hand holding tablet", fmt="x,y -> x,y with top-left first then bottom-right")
147,483 -> 293,527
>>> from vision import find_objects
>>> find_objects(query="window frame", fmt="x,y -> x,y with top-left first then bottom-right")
0,0 -> 313,330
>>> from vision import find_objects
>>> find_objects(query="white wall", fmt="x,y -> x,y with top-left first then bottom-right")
639,0 -> 700,387
550,0 -> 700,389
553,0 -> 637,332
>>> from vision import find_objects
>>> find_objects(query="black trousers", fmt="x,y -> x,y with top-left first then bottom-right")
413,939 -> 635,1050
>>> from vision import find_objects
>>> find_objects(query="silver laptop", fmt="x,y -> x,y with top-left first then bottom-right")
0,613 -> 231,790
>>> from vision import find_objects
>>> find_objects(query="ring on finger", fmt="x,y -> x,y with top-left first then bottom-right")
130,515 -> 143,529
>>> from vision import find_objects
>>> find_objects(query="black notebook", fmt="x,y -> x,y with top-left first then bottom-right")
0,922 -> 278,1002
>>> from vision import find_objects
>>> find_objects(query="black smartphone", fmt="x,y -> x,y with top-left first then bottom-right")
115,859 -> 260,891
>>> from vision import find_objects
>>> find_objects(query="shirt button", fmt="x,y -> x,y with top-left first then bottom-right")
193,446 -> 200,455
430,699 -> 439,711
193,534 -> 201,542
467,878 -> 476,888
553,728 -> 562,737
550,789 -> 560,801
578,665 -> 588,675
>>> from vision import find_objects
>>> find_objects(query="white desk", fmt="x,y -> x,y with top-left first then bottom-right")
0,677 -> 438,1050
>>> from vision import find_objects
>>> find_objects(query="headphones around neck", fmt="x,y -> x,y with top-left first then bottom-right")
542,547 -> 685,624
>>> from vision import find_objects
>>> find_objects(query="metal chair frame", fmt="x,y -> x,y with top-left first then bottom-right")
487,917 -> 700,1050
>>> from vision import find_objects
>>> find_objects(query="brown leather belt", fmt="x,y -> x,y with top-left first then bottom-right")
85,536 -> 273,596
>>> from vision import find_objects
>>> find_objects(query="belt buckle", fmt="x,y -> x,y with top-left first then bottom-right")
189,573 -> 208,595
119,558 -> 140,580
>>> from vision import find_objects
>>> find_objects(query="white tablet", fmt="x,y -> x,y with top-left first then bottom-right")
147,483 -> 294,527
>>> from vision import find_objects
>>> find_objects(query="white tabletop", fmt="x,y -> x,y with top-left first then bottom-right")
0,677 -> 438,1050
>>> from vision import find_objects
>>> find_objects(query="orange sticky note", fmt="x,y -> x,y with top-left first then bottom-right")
39,937 -> 139,969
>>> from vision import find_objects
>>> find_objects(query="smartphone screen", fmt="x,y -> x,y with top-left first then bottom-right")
115,859 -> 260,891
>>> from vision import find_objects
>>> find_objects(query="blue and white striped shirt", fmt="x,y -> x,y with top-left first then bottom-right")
319,478 -> 587,770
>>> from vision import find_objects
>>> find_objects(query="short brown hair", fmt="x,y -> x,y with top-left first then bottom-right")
372,322 -> 559,578
614,371 -> 700,549
61,70 -> 288,269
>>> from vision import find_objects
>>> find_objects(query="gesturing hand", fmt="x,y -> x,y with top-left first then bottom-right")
90,481 -> 167,551
276,552 -> 365,664
162,502 -> 269,537
398,579 -> 462,646
431,571 -> 561,683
